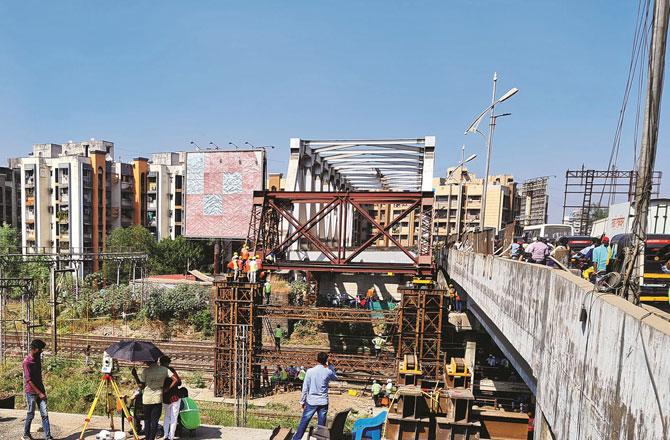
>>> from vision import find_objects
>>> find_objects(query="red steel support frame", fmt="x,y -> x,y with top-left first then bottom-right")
250,190 -> 434,275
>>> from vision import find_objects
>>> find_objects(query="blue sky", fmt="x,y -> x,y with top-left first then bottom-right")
0,1 -> 667,221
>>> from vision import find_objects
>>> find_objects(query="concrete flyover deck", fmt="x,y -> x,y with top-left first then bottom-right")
444,249 -> 670,440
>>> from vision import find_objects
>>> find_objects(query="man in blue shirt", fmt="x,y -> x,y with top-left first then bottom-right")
592,236 -> 611,274
292,352 -> 338,440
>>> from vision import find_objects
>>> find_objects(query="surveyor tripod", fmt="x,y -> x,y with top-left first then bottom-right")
79,373 -> 139,440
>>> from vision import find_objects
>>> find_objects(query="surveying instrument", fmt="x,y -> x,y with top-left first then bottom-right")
79,352 -> 139,439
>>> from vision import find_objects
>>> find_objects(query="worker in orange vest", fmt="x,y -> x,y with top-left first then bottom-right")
241,244 -> 250,261
366,287 -> 375,310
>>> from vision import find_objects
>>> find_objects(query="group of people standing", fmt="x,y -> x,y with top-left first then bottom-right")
262,364 -> 307,392
509,234 -> 619,284
131,355 -> 182,440
228,244 -> 264,282
370,378 -> 394,407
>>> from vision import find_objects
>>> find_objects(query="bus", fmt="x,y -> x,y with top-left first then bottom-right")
610,234 -> 670,304
522,224 -> 574,241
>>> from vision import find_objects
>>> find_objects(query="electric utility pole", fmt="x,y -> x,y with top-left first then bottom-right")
623,0 -> 669,303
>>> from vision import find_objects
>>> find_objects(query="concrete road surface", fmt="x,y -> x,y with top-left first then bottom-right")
0,409 -> 272,440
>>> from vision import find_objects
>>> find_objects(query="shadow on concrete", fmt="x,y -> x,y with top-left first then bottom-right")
61,428 -> 105,440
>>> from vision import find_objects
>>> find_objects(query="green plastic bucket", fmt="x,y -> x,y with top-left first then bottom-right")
179,397 -> 201,430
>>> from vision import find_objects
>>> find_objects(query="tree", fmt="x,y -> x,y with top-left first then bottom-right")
104,225 -> 157,284
151,236 -> 205,275
0,224 -> 20,278
590,207 -> 609,222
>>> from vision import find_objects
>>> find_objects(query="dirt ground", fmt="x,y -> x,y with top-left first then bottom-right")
253,388 -> 378,419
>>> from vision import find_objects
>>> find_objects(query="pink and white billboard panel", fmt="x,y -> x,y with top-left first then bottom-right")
183,150 -> 265,239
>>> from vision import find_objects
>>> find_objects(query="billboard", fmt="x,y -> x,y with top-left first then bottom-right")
183,150 -> 265,239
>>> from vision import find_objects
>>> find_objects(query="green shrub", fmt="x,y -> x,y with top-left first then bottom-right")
188,310 -> 213,337
292,321 -> 319,337
191,372 -> 206,389
288,280 -> 307,305
144,284 -> 210,322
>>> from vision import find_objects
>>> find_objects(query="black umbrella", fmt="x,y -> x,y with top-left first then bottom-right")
105,340 -> 165,363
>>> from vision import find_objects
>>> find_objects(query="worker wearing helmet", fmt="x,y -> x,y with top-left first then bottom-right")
230,253 -> 240,281
248,256 -> 258,283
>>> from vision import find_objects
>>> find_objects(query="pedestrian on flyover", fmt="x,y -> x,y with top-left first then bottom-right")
292,352 -> 338,440
550,237 -> 570,267
160,356 -> 182,440
274,324 -> 284,352
592,235 -> 611,277
22,339 -> 53,440
525,237 -> 550,264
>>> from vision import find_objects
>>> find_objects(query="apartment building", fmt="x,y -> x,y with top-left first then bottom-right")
369,169 -> 518,247
267,172 -> 285,191
14,140 -> 148,273
147,152 -> 186,240
0,166 -> 20,228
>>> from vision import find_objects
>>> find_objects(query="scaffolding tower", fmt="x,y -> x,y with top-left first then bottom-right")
517,177 -> 549,227
562,168 -> 662,235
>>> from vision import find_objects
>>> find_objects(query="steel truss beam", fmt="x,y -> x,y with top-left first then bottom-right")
256,305 -> 397,324
249,190 -> 434,275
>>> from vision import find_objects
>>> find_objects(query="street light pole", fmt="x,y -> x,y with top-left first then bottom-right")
464,73 -> 518,232
480,72 -> 498,231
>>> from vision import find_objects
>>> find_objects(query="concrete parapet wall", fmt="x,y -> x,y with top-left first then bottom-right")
446,250 -> 670,440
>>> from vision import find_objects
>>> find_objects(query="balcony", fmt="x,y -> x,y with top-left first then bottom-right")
25,213 -> 35,223
25,196 -> 35,206
148,183 -> 157,192
56,211 -> 69,223
147,201 -> 157,210
121,198 -> 134,208
121,181 -> 134,191
26,231 -> 36,241
58,194 -> 69,204
59,175 -> 69,186
24,178 -> 35,188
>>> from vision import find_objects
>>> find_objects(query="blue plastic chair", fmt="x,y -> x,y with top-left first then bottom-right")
351,410 -> 387,440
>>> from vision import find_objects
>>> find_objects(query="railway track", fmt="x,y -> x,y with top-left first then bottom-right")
4,332 -> 396,378
3,332 -> 215,372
